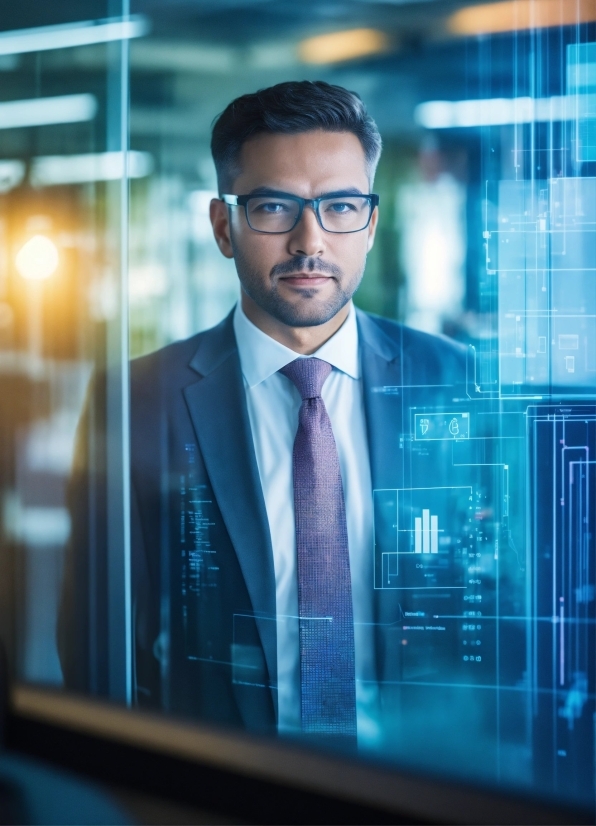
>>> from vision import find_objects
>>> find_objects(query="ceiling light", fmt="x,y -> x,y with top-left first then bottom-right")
0,94 -> 97,130
299,28 -> 390,64
30,151 -> 154,187
15,235 -> 59,280
415,95 -> 592,128
130,40 -> 236,73
0,16 -> 149,57
448,0 -> 596,36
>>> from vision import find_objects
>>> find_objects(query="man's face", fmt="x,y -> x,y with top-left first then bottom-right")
210,130 -> 378,328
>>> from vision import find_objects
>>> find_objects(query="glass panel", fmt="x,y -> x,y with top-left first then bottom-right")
0,3 -> 136,702
120,0 -> 596,810
3,0 -> 596,819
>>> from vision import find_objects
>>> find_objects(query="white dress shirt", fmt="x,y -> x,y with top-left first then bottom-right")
233,301 -> 380,745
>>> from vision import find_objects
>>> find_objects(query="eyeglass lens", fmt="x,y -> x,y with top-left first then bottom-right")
245,196 -> 372,233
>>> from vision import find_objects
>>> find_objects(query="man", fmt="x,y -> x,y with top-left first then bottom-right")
60,81 -> 466,745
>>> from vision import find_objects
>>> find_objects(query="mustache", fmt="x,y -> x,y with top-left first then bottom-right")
270,256 -> 342,279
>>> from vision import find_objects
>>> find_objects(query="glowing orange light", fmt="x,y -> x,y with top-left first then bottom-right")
448,0 -> 596,36
298,28 -> 390,65
15,234 -> 59,280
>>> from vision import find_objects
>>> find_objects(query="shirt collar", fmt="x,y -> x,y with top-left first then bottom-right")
233,301 -> 360,389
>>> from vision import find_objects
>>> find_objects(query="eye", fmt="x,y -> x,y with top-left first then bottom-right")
252,200 -> 291,214
324,201 -> 358,214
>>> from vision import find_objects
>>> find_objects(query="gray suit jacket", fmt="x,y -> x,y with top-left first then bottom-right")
59,308 -> 467,732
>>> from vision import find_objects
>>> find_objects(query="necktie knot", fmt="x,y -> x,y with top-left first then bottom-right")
280,358 -> 332,400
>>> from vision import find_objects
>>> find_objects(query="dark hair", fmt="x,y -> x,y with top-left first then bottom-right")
210,80 -> 382,193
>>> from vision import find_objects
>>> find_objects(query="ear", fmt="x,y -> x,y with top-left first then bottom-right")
366,204 -> 379,252
210,198 -> 234,259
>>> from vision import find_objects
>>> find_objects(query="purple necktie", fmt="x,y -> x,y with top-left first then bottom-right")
280,358 -> 357,740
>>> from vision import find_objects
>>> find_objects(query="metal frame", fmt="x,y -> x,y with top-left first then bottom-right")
222,192 -> 380,234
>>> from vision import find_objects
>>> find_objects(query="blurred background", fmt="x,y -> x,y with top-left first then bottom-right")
1,0 -> 596,810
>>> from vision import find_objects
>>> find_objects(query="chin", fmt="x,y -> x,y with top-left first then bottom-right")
271,300 -> 349,328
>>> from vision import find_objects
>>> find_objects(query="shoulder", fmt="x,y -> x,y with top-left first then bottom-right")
129,334 -> 203,411
131,333 -> 201,386
130,311 -> 235,396
358,310 -> 467,383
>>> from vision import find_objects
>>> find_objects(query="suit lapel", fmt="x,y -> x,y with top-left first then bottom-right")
357,310 -> 404,491
357,311 -> 409,683
182,313 -> 278,717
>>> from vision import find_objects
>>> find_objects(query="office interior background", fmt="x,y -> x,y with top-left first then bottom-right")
0,0 -> 595,821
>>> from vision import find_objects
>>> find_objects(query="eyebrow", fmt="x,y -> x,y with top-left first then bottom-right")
246,186 -> 366,198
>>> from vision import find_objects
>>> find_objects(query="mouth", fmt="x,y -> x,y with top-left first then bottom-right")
278,272 -> 333,287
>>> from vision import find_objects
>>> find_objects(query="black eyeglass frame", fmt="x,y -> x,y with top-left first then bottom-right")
221,191 -> 380,234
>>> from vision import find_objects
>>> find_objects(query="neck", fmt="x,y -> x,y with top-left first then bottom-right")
240,291 -> 351,355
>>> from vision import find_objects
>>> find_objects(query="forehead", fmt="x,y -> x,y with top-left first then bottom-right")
233,130 -> 369,196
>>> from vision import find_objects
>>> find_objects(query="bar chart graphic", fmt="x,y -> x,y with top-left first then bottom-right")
414,509 -> 439,554
373,486 -> 473,589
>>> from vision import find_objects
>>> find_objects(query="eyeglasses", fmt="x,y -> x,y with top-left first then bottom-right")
221,191 -> 379,234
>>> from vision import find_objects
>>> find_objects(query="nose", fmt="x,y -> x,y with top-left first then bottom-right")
287,203 -> 326,258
